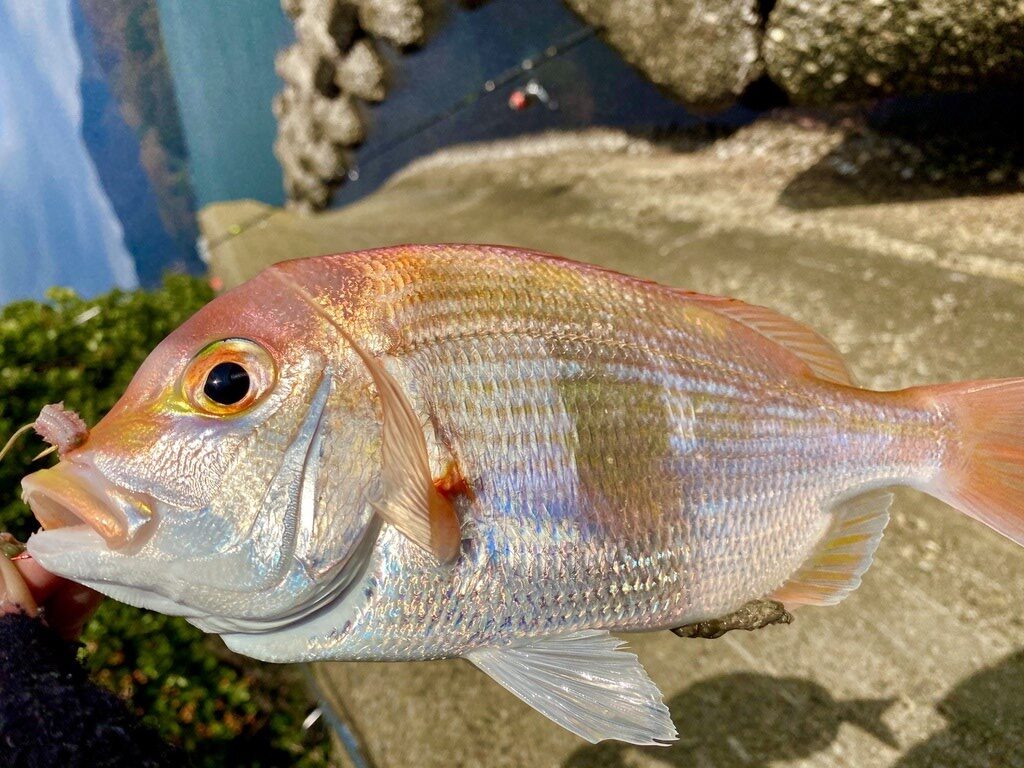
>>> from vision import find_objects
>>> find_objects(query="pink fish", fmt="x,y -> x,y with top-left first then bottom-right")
20,245 -> 1024,744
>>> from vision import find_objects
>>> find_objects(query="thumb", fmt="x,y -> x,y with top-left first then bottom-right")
0,552 -> 38,617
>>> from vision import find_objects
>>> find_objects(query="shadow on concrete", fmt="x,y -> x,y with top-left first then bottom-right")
562,672 -> 897,768
779,87 -> 1024,210
625,122 -> 744,155
894,650 -> 1024,768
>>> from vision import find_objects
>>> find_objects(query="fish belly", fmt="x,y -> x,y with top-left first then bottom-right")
318,248 -> 943,659
415,352 -> 925,641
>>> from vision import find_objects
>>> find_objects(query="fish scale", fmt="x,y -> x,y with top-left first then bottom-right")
24,244 -> 1024,745
284,247 -> 943,659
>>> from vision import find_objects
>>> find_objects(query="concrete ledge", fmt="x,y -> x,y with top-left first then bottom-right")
200,118 -> 1024,767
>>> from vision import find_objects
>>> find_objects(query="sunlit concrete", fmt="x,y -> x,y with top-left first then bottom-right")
201,115 -> 1024,768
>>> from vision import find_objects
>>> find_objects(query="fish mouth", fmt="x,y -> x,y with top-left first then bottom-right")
21,462 -> 154,549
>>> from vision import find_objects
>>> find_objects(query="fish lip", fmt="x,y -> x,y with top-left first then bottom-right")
21,461 -> 154,549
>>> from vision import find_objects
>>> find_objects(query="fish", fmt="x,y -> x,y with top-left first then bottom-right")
19,244 -> 1024,745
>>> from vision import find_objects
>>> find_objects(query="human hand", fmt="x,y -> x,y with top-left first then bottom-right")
1,534 -> 102,640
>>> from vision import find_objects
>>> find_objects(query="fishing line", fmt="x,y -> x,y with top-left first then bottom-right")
350,25 -> 598,173
0,423 -> 58,466
0,424 -> 35,465
207,26 -> 599,255
204,208 -> 281,253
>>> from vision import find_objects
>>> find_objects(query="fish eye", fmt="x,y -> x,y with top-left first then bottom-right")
204,362 -> 250,405
182,339 -> 275,416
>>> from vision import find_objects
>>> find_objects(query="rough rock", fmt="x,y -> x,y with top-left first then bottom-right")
271,0 -> 1024,196
273,0 -> 424,211
273,0 -> 362,211
274,84 -> 358,211
560,0 -> 1024,108
293,0 -> 357,60
355,0 -> 426,47
765,0 -> 1024,104
335,39 -> 387,102
563,0 -> 764,110
200,117 -> 1024,768
316,94 -> 366,144
274,43 -> 321,93
281,0 -> 304,18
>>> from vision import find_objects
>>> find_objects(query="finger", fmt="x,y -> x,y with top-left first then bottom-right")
12,555 -> 103,639
44,581 -> 104,641
0,554 -> 38,616
11,554 -> 66,604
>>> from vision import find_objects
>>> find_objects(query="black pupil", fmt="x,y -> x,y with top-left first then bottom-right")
203,362 -> 251,405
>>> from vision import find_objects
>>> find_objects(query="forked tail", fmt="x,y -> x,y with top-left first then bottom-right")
923,379 -> 1024,546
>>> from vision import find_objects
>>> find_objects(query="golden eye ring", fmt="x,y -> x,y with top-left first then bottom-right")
182,339 -> 276,416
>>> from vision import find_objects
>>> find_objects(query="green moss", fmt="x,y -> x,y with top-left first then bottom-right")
0,276 -> 333,767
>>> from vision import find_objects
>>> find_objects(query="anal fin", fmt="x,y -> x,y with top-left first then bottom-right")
467,630 -> 676,745
772,490 -> 893,607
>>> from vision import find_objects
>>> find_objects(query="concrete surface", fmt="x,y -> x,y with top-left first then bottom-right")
765,0 -> 1024,104
199,116 -> 1024,767
562,0 -> 764,110
558,0 -> 1024,108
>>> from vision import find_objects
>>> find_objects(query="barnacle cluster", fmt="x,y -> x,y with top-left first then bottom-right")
274,0 -> 425,212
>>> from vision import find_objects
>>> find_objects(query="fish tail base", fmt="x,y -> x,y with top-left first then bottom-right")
923,378 -> 1024,547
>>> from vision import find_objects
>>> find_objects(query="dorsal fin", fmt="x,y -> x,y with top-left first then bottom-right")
270,270 -> 461,563
682,292 -> 855,385
772,490 -> 893,607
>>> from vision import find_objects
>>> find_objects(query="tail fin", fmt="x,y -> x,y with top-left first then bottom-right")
925,379 -> 1024,546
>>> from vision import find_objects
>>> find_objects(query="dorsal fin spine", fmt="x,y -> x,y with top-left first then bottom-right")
681,292 -> 855,386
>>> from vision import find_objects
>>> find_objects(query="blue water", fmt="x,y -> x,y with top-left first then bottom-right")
155,0 -> 294,207
72,0 -> 203,288
0,0 -> 139,305
155,0 -> 754,211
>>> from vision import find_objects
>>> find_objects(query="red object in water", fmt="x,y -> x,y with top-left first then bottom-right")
508,89 -> 530,111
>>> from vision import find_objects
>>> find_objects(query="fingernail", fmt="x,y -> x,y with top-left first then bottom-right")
0,532 -> 26,559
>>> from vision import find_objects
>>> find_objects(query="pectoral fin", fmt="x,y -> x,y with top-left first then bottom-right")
272,268 -> 461,562
467,631 -> 676,745
362,354 -> 461,563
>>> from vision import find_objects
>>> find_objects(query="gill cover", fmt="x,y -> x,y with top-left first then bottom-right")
270,270 -> 462,563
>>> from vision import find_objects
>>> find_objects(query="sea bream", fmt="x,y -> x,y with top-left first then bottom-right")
19,245 -> 1024,744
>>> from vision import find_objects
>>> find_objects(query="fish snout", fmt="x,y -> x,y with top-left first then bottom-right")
21,462 -> 154,548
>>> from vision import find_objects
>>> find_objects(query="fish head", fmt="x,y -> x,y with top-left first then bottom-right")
22,266 -> 382,632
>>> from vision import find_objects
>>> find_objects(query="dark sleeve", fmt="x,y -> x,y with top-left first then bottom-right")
0,613 -> 187,768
